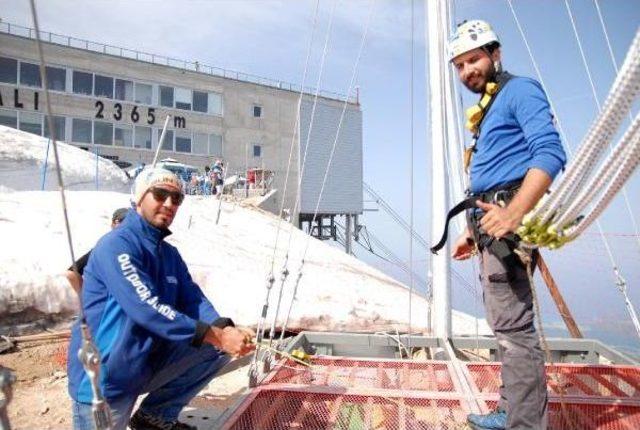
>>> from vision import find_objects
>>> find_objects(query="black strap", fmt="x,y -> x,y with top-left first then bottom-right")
430,196 -> 478,254
430,180 -> 522,255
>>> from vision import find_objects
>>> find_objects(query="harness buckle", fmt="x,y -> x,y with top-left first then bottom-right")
492,189 -> 512,205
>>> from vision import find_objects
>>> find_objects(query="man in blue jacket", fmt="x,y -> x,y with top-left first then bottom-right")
448,21 -> 566,430
68,168 -> 254,430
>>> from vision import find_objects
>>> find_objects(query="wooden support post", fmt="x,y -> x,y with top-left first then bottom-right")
535,251 -> 583,338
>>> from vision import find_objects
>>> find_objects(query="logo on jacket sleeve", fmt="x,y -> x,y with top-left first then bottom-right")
117,253 -> 177,321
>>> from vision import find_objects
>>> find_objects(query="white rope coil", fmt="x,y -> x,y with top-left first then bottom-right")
552,112 -> 640,230
531,29 -> 640,224
520,29 -> 640,248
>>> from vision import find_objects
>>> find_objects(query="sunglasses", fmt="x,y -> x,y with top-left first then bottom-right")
149,187 -> 184,206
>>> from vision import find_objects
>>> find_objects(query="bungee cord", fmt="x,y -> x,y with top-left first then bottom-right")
28,0 -> 113,428
273,0 -> 377,354
250,0 -> 338,382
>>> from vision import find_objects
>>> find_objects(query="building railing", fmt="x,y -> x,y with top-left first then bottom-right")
0,21 -> 358,104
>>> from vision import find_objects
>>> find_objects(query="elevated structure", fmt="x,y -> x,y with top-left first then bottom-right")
214,332 -> 640,429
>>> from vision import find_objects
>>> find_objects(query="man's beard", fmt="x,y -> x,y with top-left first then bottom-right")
464,62 -> 497,94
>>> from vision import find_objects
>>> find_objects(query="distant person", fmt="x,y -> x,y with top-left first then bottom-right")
132,162 -> 146,179
65,208 -> 128,294
204,166 -> 212,195
67,168 -> 254,430
216,162 -> 225,196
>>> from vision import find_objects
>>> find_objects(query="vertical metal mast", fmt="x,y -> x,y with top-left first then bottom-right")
426,0 -> 453,339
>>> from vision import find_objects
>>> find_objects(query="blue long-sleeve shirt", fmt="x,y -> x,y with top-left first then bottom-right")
68,209 -> 220,402
470,76 -> 566,193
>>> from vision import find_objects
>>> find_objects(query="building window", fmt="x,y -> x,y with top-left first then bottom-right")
209,134 -> 223,156
192,91 -> 208,113
114,126 -> 133,147
175,88 -> 191,110
135,83 -> 152,105
134,126 -> 152,149
19,112 -> 43,135
115,79 -> 134,101
0,109 -> 18,128
94,75 -> 114,98
160,129 -> 174,150
46,66 -> 66,91
253,144 -> 261,158
94,121 -> 113,145
0,57 -> 18,84
72,118 -> 92,143
253,105 -> 262,118
72,71 -> 93,95
175,131 -> 191,153
19,62 -> 41,88
160,86 -> 174,108
193,133 -> 208,155
209,93 -> 223,115
44,116 -> 66,141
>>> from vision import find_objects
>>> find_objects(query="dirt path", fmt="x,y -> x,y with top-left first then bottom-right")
0,339 -> 71,429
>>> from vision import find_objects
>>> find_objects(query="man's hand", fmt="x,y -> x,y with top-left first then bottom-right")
451,228 -> 476,261
205,326 -> 256,358
476,200 -> 523,239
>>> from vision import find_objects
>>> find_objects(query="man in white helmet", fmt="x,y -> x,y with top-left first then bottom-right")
447,20 -> 566,430
67,167 -> 255,430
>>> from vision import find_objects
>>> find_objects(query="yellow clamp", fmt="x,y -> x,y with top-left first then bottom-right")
290,349 -> 312,363
518,215 -> 575,250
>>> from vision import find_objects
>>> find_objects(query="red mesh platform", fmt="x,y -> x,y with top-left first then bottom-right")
264,357 -> 457,392
222,387 -> 470,430
221,357 -> 640,429
466,363 -> 640,400
484,399 -> 640,430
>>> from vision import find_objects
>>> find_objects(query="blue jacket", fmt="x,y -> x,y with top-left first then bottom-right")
68,209 -> 219,402
470,76 -> 566,193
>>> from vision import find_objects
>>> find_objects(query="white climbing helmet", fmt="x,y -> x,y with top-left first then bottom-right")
448,20 -> 500,62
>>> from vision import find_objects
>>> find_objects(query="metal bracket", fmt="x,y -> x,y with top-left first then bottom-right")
78,324 -> 113,430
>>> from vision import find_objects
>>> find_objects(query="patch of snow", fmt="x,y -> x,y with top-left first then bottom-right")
0,125 -> 490,336
0,125 -> 129,192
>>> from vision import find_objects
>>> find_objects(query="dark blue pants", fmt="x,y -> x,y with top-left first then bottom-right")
72,343 -> 229,430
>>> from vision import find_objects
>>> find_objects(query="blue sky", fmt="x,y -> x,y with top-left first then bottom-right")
2,0 -> 639,353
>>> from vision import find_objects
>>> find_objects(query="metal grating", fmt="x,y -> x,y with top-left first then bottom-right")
222,388 -> 470,430
220,358 -> 640,429
483,400 -> 640,430
264,357 -> 457,392
466,363 -> 640,400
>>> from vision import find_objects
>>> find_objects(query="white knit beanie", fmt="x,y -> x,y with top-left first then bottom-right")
132,168 -> 183,205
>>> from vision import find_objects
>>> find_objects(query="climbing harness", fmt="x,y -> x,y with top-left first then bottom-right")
431,181 -> 522,278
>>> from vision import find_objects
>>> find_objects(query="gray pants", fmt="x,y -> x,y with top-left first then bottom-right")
480,247 -> 548,430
